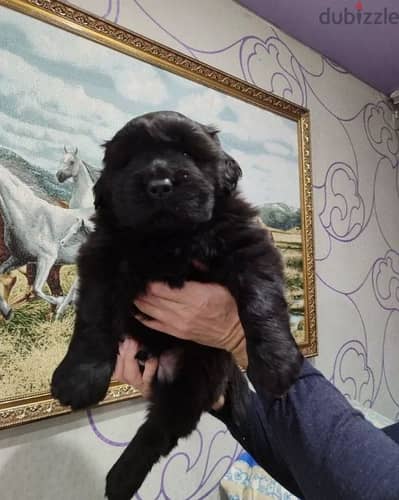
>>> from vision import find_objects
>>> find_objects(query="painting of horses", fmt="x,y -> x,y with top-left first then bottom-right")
0,1 -> 315,426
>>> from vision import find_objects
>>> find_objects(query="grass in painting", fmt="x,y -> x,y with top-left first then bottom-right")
273,230 -> 305,344
0,266 -> 75,399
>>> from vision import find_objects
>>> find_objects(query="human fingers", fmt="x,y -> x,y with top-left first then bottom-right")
136,281 -> 246,357
113,338 -> 130,382
146,281 -> 208,305
144,282 -> 187,304
135,282 -> 220,328
134,315 -> 190,341
134,297 -> 191,337
119,338 -> 143,387
134,298 -> 185,334
141,357 -> 159,399
211,394 -> 225,411
134,296 -> 177,321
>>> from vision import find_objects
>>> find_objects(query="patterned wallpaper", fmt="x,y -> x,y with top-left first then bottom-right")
1,1 -> 398,499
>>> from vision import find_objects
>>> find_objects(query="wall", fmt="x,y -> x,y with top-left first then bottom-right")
0,399 -> 236,499
1,0 -> 398,499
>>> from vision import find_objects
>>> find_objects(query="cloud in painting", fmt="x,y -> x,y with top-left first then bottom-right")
0,110 -> 102,172
113,66 -> 169,105
264,140 -> 295,158
0,7 -> 300,207
176,90 -> 298,159
230,149 -> 300,207
1,8 -> 169,107
0,47 -> 130,170
0,49 -> 128,132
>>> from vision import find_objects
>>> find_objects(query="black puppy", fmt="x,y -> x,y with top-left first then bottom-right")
51,111 -> 303,499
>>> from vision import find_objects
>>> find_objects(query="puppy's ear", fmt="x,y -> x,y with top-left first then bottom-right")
220,153 -> 242,195
93,175 -> 108,210
95,136 -> 130,210
103,138 -> 130,171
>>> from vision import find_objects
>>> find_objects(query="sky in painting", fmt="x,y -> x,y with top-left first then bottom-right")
0,7 -> 299,208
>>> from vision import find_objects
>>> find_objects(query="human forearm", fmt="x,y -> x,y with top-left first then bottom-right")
252,360 -> 399,500
212,387 -> 302,497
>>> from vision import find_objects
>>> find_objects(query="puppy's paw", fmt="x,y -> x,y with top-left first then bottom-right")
247,340 -> 303,396
105,462 -> 142,500
51,357 -> 113,409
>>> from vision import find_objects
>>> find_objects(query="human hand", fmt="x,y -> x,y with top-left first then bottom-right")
134,282 -> 247,368
114,338 -> 226,410
113,338 -> 158,398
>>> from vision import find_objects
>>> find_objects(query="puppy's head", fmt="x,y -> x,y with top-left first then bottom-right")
95,111 -> 242,230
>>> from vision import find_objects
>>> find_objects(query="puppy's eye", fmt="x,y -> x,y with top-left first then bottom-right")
182,172 -> 189,180
183,152 -> 191,158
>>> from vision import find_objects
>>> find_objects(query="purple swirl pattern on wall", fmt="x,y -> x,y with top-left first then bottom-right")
240,34 -> 307,106
372,250 -> 399,312
364,103 -> 399,168
87,407 -> 240,499
331,340 -> 374,407
317,162 -> 365,242
87,409 -> 130,447
67,0 -> 399,496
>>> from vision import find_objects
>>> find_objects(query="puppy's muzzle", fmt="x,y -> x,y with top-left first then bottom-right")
147,178 -> 173,199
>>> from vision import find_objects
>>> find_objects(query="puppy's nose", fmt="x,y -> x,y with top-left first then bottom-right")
147,178 -> 173,199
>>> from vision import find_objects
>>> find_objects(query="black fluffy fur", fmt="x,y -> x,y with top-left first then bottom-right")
51,111 -> 303,499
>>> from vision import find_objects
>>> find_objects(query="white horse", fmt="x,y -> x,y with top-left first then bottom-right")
55,218 -> 95,319
55,147 -> 100,317
0,163 -> 93,318
55,146 -> 99,316
60,217 -> 95,248
56,146 -> 101,209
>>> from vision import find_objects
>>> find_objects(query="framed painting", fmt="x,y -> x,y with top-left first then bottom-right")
0,0 -> 317,429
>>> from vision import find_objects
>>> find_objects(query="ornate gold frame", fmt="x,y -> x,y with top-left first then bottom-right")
0,0 -> 317,429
